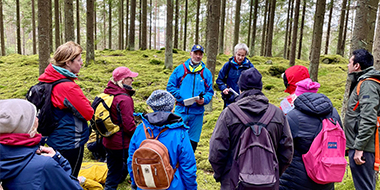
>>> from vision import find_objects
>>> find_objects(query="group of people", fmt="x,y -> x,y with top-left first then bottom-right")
0,40 -> 378,190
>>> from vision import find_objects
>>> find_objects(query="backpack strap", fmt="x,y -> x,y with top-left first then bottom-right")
178,62 -> 209,89
375,117 -> 380,171
142,123 -> 169,140
353,78 -> 380,111
229,103 -> 276,127
228,103 -> 254,125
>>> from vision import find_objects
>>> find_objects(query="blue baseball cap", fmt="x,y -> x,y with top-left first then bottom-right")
191,44 -> 204,53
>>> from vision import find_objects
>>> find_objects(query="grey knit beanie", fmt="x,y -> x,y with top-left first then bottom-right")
0,99 -> 37,134
146,90 -> 175,112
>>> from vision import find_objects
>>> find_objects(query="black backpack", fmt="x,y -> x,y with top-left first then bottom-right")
228,103 -> 278,190
26,78 -> 72,136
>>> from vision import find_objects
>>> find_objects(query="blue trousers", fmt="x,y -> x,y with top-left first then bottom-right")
174,112 -> 204,143
104,148 -> 129,190
349,149 -> 376,190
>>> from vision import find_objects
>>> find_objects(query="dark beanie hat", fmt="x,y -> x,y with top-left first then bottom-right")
238,68 -> 263,91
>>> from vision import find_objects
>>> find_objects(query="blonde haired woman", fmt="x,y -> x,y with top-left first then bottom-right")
38,41 -> 94,177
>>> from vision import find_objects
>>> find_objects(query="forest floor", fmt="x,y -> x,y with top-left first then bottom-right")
1,49 -> 377,189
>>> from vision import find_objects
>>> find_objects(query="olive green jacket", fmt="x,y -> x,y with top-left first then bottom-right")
345,66 -> 380,153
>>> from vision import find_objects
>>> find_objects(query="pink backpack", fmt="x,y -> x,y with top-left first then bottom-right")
302,117 -> 347,184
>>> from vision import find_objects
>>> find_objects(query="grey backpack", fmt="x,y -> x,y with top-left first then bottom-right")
228,103 -> 278,190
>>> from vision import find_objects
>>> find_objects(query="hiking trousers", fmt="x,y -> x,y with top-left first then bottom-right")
104,147 -> 129,190
58,145 -> 84,178
349,149 -> 376,190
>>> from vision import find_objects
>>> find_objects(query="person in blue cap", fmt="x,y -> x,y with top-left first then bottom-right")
167,44 -> 214,152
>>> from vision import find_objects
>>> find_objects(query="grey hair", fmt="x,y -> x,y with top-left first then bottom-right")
234,43 -> 249,56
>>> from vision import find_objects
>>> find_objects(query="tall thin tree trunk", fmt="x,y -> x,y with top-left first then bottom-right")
38,0 -> 51,74
16,0 -> 21,54
261,0 -> 269,56
65,0 -> 75,42
32,0 -> 37,54
108,0 -> 112,49
336,0 -> 347,56
249,0 -> 258,56
183,0 -> 187,50
265,0 -> 276,57
149,0 -> 152,49
0,0 -> 5,56
342,0 -> 351,56
154,0 -> 157,49
48,0 -> 52,52
218,0 -> 226,54
103,0 -> 106,49
54,0 -> 60,49
86,0 -> 94,65
289,0 -> 300,66
247,0 -> 253,46
60,0 -> 63,44
119,0 -> 124,49
174,0 -> 179,49
76,0 -> 80,44
165,0 -> 173,69
324,0 -> 334,54
284,0 -> 291,59
297,0 -> 306,59
233,0 -> 241,47
373,6 -> 380,70
287,0 -> 294,58
139,0 -> 142,48
309,0 -> 326,81
129,0 -> 135,50
195,0 -> 200,44
141,0 -> 147,50
125,0 -> 129,49
94,1 -> 97,50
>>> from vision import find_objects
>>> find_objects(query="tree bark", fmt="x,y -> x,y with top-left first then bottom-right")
141,0 -> 147,50
48,0 -> 53,53
218,0 -> 226,54
32,0 -> 37,54
336,0 -> 347,56
94,1 -> 97,50
0,0 -> 4,56
195,0 -> 200,44
129,0 -> 135,50
149,0 -> 152,49
108,0 -> 112,49
233,0 -> 241,47
165,0 -> 173,69
374,5 -> 380,70
16,0 -> 21,54
205,0 -> 220,112
183,0 -> 187,50
324,0 -> 334,55
297,0 -> 306,59
54,0 -> 60,49
119,0 -> 124,49
38,0 -> 51,75
76,0 -> 80,44
309,0 -> 326,82
287,0 -> 294,59
139,0 -> 142,48
86,0 -> 94,65
289,0 -> 300,66
284,0 -> 292,59
247,0 -> 253,46
265,0 -> 276,57
64,0 -> 75,42
249,0 -> 258,56
103,0 -> 106,49
174,0 -> 179,49
342,0 -> 351,56
125,0 -> 129,49
260,0 -> 269,56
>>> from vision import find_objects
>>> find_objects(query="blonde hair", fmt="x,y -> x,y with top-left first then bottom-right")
110,77 -> 124,88
51,41 -> 82,67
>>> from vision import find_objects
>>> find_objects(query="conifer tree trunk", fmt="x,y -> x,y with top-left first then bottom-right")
54,0 -> 60,49
374,8 -> 380,70
287,0 -> 294,59
289,0 -> 300,66
249,0 -> 258,56
76,0 -> 80,44
195,0 -> 200,44
16,0 -> 21,54
125,0 -> 129,49
119,0 -> 124,49
94,1 -> 97,50
129,0 -> 135,50
309,0 -> 326,82
324,0 -> 334,55
247,0 -> 253,46
108,0 -> 112,49
48,0 -> 53,53
183,0 -> 187,50
165,0 -> 173,69
261,0 -> 269,56
139,0 -> 142,48
0,0 -> 5,56
218,0 -> 226,54
233,0 -> 241,47
32,0 -> 37,54
336,0 -> 347,56
38,0 -> 51,75
265,0 -> 276,57
86,0 -> 94,65
65,0 -> 75,42
103,1 -> 106,49
297,0 -> 306,59
284,0 -> 291,59
342,0 -> 351,56
174,0 -> 179,49
141,0 -> 147,50
149,0 -> 152,49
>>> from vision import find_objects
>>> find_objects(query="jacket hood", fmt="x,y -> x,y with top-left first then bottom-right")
293,93 -> 333,116
357,66 -> 380,81
234,89 -> 268,115
0,144 -> 37,180
135,112 -> 187,130
38,64 -> 76,83
104,81 -> 135,96
229,56 -> 252,67
284,65 -> 310,94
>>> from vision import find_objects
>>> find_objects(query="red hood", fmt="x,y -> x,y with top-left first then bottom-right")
284,65 -> 310,94
38,64 -> 75,83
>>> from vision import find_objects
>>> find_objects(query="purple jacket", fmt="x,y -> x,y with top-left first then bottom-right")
209,89 -> 294,182
102,81 -> 136,150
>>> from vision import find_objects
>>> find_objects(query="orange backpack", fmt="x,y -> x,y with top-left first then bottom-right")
132,123 -> 178,189
353,78 -> 380,171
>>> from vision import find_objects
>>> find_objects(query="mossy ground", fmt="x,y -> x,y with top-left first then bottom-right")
1,50 -> 376,189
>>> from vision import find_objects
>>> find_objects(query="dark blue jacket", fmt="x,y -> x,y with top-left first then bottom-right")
128,112 -> 197,190
0,144 -> 82,190
215,56 -> 254,104
279,93 -> 341,190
